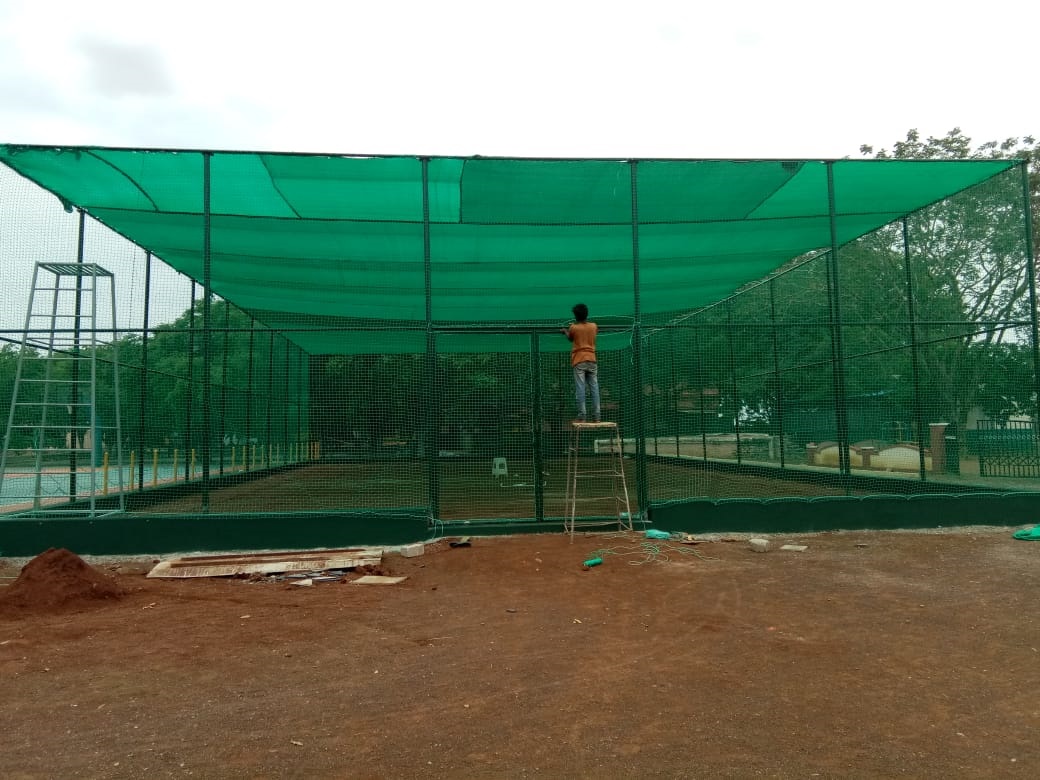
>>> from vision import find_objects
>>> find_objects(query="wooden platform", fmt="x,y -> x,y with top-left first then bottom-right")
147,547 -> 382,578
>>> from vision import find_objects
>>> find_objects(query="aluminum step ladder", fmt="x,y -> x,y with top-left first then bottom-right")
0,262 -> 124,516
563,420 -> 633,538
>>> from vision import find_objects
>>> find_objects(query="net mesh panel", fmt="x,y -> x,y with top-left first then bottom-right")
0,149 -> 1035,526
0,165 -> 314,513
436,338 -> 530,519
644,165 -> 1034,502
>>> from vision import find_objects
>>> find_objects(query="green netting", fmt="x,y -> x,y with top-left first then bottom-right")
0,146 -> 1016,354
0,146 -> 1035,534
639,164 -> 1037,505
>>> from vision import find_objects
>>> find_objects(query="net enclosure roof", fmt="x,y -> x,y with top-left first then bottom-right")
0,145 -> 1019,355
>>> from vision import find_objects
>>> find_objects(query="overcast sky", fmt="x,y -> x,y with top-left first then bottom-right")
1,0 -> 1035,159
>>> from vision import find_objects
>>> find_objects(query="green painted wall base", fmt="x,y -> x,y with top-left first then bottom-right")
648,493 -> 1040,534
3,493 -> 1037,558
0,510 -> 428,557
434,516 -> 649,539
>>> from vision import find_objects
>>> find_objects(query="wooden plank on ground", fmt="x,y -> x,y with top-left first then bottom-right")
353,575 -> 408,585
147,548 -> 383,578
152,547 -> 383,565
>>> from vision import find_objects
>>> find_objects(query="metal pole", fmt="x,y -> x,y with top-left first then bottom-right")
769,279 -> 786,468
70,209 -> 85,500
88,259 -> 99,512
725,301 -> 741,465
1019,161 -> 1040,426
201,152 -> 213,510
244,317 -> 255,456
901,218 -> 928,480
137,252 -> 152,490
270,328 -> 278,467
283,336 -> 291,461
670,328 -> 679,457
108,265 -> 125,508
531,333 -> 544,522
629,161 -> 649,517
33,264 -> 60,508
421,158 -> 440,520
219,301 -> 229,475
826,162 -> 851,478
184,280 -> 196,481
648,337 -> 659,456
297,346 -> 304,461
695,326 -> 708,463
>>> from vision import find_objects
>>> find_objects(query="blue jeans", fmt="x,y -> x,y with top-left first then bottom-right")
573,361 -> 600,420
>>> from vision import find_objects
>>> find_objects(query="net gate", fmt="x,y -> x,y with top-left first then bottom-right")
0,147 -> 1036,546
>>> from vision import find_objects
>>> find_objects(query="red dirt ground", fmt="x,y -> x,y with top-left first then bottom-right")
1,529 -> 1039,779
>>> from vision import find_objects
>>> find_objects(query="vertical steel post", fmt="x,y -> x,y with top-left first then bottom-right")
1019,161 -> 1040,425
283,337 -> 291,460
244,318 -> 255,452
826,162 -> 852,478
88,259 -> 99,508
724,301 -> 742,465
70,210 -> 86,500
201,152 -> 213,509
531,333 -> 544,521
901,218 -> 928,480
297,346 -> 304,460
648,336 -> 658,456
421,158 -> 439,519
270,330 -> 278,470
184,280 -> 196,481
137,252 -> 152,490
629,161 -> 649,517
769,279 -> 786,468
219,301 -> 229,475
695,326 -> 708,462
670,328 -> 680,456
106,263 -> 124,504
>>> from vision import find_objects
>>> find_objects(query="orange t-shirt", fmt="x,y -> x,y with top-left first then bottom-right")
567,321 -> 598,366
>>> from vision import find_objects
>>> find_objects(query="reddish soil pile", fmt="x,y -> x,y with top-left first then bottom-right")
0,548 -> 125,614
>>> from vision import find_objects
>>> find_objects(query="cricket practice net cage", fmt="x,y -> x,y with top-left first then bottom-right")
0,146 -> 1036,551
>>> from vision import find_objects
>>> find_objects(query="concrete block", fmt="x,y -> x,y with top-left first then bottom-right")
749,538 -> 770,553
400,542 -> 425,558
780,544 -> 808,552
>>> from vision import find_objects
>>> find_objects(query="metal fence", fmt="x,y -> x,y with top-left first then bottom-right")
1,161 -> 1037,527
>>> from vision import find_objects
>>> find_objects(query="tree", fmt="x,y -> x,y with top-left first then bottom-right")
858,128 -> 1039,426
670,128 -> 1039,446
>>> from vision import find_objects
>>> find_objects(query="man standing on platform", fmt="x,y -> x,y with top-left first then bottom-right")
561,303 -> 600,423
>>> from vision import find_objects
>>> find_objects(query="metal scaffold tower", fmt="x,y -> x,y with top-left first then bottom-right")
0,262 -> 124,516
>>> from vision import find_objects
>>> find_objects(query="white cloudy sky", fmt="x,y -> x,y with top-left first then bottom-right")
1,0 -> 1035,158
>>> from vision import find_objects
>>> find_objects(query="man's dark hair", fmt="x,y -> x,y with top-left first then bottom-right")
572,303 -> 589,321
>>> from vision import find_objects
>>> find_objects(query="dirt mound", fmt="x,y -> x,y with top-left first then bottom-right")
0,548 -> 125,614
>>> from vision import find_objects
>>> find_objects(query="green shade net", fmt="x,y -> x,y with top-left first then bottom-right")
0,145 -> 1016,355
